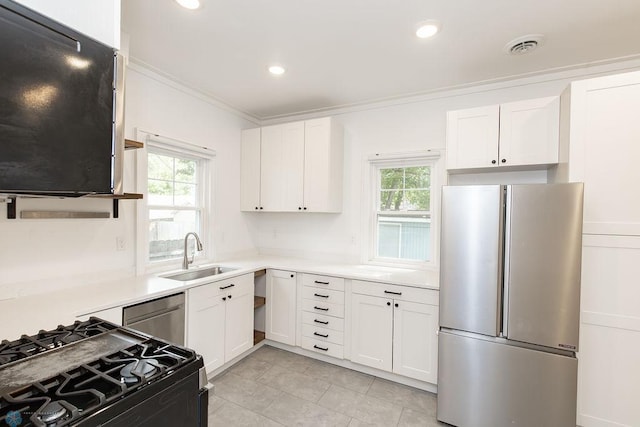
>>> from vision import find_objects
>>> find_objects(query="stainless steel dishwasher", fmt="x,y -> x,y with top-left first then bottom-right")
123,293 -> 185,346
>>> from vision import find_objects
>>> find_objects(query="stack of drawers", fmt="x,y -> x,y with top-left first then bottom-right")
300,274 -> 345,358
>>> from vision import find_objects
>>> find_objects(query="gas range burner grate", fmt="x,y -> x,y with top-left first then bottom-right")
0,318 -> 118,367
0,338 -> 195,426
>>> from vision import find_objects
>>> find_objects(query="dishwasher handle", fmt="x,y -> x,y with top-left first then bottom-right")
125,305 -> 183,325
123,293 -> 185,324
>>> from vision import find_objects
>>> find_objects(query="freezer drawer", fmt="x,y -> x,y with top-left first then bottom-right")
437,330 -> 577,427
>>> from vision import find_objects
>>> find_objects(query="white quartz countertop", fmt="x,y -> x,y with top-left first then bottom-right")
0,255 -> 439,338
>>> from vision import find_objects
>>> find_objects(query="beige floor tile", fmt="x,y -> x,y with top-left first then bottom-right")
303,359 -> 374,394
367,378 -> 437,415
208,400 -> 283,427
258,364 -> 331,403
398,408 -> 447,427
227,355 -> 274,380
318,384 -> 403,426
261,392 -> 351,426
213,372 -> 283,412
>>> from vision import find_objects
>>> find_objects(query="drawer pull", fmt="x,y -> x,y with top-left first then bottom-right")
384,290 -> 402,296
314,319 -> 329,325
313,293 -> 329,298
314,332 -> 329,338
220,284 -> 235,290
314,280 -> 330,285
314,306 -> 329,311
314,345 -> 329,351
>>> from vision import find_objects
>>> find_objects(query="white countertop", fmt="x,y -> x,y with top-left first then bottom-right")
0,255 -> 439,338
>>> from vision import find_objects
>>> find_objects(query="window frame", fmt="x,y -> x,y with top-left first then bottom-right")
135,131 -> 216,274
366,151 -> 441,270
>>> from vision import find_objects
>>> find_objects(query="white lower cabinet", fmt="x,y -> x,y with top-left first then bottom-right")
350,293 -> 393,370
187,274 -> 254,373
265,269 -> 297,345
350,280 -> 439,384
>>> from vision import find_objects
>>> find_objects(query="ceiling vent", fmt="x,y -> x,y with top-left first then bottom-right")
504,34 -> 545,55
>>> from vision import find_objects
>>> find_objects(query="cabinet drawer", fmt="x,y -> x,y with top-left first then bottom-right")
302,274 -> 345,292
352,280 -> 438,305
222,274 -> 253,295
301,336 -> 344,359
301,323 -> 344,345
301,311 -> 344,332
188,284 -> 221,311
302,299 -> 345,318
301,286 -> 345,305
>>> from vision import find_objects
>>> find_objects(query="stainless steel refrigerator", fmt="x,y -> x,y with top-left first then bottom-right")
437,183 -> 583,427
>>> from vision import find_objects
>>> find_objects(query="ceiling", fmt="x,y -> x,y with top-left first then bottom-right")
122,0 -> 640,120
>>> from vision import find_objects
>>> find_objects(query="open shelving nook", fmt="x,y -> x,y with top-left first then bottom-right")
5,139 -> 144,219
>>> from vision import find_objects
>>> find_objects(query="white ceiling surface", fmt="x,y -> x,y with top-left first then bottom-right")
122,0 -> 640,120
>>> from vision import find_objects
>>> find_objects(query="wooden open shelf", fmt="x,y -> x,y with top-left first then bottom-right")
254,330 -> 265,345
125,139 -> 144,150
254,296 -> 266,309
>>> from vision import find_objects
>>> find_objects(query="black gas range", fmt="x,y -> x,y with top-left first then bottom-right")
0,318 -> 208,426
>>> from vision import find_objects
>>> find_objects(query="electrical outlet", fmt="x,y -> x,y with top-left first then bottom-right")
116,236 -> 126,251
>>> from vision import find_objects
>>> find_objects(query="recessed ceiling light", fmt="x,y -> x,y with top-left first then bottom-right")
175,0 -> 201,10
416,20 -> 440,39
268,65 -> 286,76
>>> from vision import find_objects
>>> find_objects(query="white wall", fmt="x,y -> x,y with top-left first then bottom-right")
124,65 -> 260,265
13,0 -> 121,48
251,60 -> 640,264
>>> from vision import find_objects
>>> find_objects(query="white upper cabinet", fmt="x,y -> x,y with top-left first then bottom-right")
446,96 -> 560,171
240,128 -> 261,211
558,71 -> 640,236
446,104 -> 500,170
240,117 -> 344,213
260,121 -> 305,212
303,118 -> 344,213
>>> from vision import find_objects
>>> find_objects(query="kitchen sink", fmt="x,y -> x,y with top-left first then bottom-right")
163,266 -> 236,281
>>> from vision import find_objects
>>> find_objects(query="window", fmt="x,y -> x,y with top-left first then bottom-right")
370,156 -> 437,266
146,145 -> 210,263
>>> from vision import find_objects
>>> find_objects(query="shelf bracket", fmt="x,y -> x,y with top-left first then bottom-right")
113,199 -> 119,219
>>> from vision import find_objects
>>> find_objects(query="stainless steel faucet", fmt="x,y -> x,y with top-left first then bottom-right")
182,232 -> 203,270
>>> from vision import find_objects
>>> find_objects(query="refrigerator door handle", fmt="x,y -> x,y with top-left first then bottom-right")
502,186 -> 512,337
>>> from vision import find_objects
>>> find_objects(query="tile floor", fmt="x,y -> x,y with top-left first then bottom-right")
208,345 -> 446,426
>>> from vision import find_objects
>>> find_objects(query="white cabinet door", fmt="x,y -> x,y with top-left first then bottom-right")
266,269 -> 297,345
566,71 -> 640,236
577,234 -> 640,427
303,118 -> 344,212
260,122 -> 304,211
350,293 -> 393,371
446,104 -> 500,170
498,96 -> 559,167
393,301 -> 439,383
446,97 -> 559,171
187,286 -> 225,373
240,128 -> 261,212
224,275 -> 254,361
